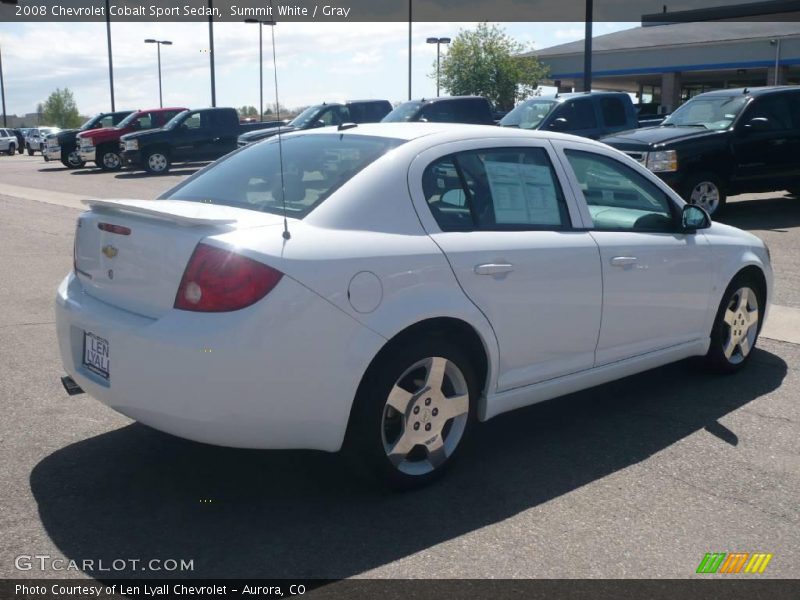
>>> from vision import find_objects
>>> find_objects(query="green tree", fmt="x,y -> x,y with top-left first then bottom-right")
42,88 -> 81,128
238,105 -> 259,118
437,23 -> 549,111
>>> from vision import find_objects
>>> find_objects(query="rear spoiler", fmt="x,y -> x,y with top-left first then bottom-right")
82,199 -> 238,227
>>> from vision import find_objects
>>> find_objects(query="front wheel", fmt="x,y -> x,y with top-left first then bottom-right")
705,275 -> 763,373
345,338 -> 477,490
26,144 -> 34,156
7,144 -> 15,156
684,173 -> 726,217
61,150 -> 85,169
144,150 -> 171,174
98,147 -> 123,171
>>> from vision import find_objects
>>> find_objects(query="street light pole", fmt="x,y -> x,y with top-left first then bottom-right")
0,45 -> 7,128
245,19 -> 268,122
583,0 -> 593,92
144,39 -> 172,108
408,0 -> 412,100
427,37 -> 451,97
105,0 -> 115,111
208,0 -> 216,107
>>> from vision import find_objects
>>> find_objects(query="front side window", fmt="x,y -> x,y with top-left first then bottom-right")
382,101 -> 423,122
164,134 -> 404,219
600,97 -> 628,127
741,94 -> 794,131
181,112 -> 203,130
565,150 -> 676,232
423,147 -> 570,232
555,100 -> 598,131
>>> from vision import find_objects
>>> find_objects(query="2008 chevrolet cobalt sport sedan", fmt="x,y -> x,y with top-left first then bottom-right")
56,123 -> 772,488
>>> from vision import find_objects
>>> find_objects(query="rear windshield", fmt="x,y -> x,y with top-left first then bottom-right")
382,101 -> 423,122
163,133 -> 405,219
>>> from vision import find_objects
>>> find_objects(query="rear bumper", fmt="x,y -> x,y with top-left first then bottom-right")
55,272 -> 385,451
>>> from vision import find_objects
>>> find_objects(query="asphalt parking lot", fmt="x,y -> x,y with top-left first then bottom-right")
0,154 -> 798,580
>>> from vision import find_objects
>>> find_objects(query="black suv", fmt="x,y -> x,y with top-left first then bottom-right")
237,99 -> 392,147
382,96 -> 495,125
601,86 -> 800,215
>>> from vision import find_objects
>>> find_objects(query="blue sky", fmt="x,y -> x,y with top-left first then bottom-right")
0,22 -> 634,116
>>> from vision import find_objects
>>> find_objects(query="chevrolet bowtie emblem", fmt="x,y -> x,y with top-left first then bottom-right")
102,245 -> 118,259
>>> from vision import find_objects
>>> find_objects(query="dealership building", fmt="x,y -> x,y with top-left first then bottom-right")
524,2 -> 800,113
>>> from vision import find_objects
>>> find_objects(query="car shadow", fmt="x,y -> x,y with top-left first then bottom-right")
720,193 -> 800,231
30,350 -> 787,579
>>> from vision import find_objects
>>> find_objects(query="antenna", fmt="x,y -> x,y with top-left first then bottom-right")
267,1 -> 290,241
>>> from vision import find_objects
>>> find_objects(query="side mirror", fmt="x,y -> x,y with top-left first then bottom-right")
682,204 -> 711,231
743,117 -> 770,132
550,117 -> 569,131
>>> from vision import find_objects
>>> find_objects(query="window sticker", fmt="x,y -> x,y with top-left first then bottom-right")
485,161 -> 561,225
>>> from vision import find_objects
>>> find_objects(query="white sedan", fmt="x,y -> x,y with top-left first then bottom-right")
56,123 -> 771,488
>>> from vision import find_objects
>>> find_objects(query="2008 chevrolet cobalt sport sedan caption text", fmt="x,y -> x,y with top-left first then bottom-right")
56,123 -> 772,489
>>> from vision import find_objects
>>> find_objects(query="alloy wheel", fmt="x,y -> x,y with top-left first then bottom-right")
721,286 -> 759,365
103,152 -> 121,170
67,151 -> 83,167
690,181 -> 720,214
380,356 -> 470,476
148,153 -> 168,173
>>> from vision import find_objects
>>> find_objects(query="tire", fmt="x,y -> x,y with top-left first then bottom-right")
345,337 -> 477,490
26,145 -> 34,156
683,173 -> 726,217
7,144 -> 15,156
704,273 -> 764,373
143,149 -> 171,174
61,149 -> 85,169
18,145 -> 24,155
98,146 -> 123,171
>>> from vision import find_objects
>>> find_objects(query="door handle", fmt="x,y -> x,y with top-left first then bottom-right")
474,263 -> 514,275
213,137 -> 221,142
610,256 -> 638,267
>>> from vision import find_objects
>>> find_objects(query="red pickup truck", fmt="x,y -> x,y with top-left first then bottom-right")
77,107 -> 186,171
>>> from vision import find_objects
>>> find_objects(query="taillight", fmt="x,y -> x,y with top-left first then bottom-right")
174,243 -> 283,312
98,222 -> 131,235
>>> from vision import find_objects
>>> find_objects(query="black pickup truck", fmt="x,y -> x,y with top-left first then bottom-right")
382,96 -> 495,125
120,107 -> 278,174
499,92 -> 640,139
601,86 -> 800,216
43,111 -> 133,168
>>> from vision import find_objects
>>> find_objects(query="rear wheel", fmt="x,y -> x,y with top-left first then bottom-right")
705,274 -> 763,373
346,338 -> 477,490
144,149 -> 171,174
684,173 -> 726,217
7,144 -> 15,156
98,146 -> 122,171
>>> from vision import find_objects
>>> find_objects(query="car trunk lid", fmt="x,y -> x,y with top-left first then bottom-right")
74,199 -> 284,318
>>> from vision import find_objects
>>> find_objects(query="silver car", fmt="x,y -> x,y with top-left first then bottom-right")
0,128 -> 17,155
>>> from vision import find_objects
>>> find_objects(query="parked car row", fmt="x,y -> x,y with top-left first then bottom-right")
21,87 -> 800,216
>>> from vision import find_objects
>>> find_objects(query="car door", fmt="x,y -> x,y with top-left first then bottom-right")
552,139 -> 714,365
171,111 -> 206,161
731,93 -> 799,186
409,139 -> 603,391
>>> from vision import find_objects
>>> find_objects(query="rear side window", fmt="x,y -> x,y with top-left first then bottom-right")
423,147 -> 570,231
164,134 -> 405,219
600,97 -> 628,127
556,100 -> 597,130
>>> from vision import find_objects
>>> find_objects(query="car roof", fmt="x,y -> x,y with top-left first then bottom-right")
292,121 -> 610,148
695,86 -> 797,99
